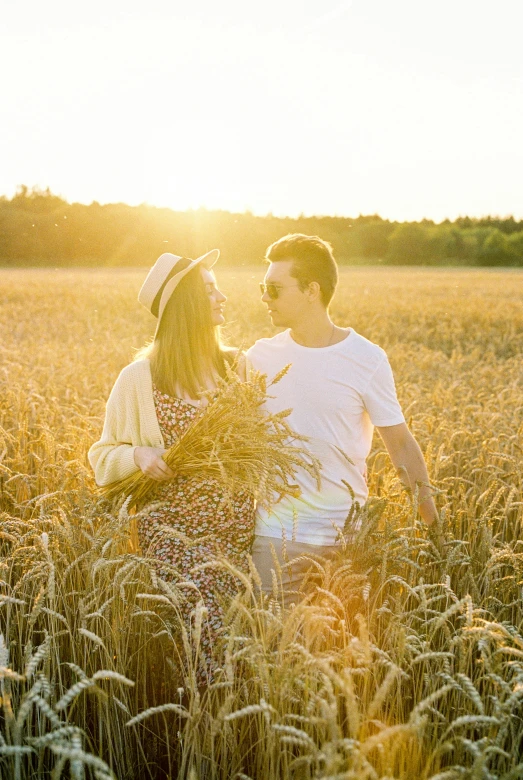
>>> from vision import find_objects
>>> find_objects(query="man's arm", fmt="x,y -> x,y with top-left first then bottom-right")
376,422 -> 438,526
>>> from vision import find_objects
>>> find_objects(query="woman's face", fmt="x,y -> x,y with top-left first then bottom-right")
201,266 -> 227,326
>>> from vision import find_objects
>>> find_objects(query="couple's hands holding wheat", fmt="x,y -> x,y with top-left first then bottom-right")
134,446 -> 175,481
104,367 -> 318,509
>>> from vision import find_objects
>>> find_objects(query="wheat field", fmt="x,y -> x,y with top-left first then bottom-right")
1,266 -> 523,780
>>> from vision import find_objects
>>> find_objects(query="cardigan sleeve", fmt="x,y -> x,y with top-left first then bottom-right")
88,361 -> 163,487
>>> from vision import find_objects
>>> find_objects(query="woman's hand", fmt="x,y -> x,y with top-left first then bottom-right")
133,447 -> 175,481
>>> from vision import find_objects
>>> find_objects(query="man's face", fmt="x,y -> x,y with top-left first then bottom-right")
261,259 -> 308,328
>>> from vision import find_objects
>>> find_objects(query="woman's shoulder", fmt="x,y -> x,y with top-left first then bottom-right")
119,358 -> 151,378
112,358 -> 152,393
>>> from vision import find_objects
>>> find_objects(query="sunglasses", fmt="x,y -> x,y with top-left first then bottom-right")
259,282 -> 301,300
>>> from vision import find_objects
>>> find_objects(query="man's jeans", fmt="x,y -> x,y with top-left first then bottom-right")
251,535 -> 339,606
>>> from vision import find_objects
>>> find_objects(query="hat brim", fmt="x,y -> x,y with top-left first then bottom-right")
157,248 -> 220,322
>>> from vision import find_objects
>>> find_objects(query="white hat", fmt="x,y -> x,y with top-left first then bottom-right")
138,249 -> 220,322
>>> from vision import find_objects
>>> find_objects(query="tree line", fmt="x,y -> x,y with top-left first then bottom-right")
2,186 -> 523,267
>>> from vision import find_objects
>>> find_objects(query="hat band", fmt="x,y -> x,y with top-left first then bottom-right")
151,257 -> 192,317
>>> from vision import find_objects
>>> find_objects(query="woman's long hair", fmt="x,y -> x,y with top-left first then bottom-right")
137,264 -> 227,399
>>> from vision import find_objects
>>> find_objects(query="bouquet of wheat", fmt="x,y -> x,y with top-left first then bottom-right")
102,365 -> 321,509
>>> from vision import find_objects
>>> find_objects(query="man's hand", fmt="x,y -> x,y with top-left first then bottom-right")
134,446 -> 175,481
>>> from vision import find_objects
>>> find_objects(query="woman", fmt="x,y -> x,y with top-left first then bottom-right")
88,250 -> 255,683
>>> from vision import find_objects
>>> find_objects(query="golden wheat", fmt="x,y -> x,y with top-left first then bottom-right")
1,266 -> 523,779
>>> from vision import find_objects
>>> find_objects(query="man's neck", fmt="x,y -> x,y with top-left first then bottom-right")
290,314 -> 339,348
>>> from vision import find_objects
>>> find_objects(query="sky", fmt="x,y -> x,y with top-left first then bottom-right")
1,0 -> 522,221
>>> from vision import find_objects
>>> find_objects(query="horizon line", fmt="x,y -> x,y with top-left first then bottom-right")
3,185 -> 523,226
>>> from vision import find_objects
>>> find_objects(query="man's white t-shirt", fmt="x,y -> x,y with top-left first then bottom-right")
246,329 -> 405,546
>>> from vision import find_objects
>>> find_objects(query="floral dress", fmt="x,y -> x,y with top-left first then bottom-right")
137,386 -> 255,683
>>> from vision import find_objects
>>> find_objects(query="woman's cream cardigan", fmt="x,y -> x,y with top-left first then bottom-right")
88,359 -> 165,487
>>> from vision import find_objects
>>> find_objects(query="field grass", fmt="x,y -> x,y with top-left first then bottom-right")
1,266 -> 523,779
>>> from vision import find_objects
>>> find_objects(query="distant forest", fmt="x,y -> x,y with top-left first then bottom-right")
2,186 -> 523,267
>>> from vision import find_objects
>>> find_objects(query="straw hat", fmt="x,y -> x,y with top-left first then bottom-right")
138,249 -> 220,322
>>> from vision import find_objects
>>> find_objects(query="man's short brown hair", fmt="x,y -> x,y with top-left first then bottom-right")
265,233 -> 338,307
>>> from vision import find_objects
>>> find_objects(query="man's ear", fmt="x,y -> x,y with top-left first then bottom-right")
306,281 -> 322,302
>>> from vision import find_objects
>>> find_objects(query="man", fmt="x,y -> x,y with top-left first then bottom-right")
246,233 -> 439,602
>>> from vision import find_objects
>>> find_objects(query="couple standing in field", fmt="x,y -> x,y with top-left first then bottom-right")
89,233 -> 438,682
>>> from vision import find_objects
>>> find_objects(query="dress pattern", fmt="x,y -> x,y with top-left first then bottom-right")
137,386 -> 255,682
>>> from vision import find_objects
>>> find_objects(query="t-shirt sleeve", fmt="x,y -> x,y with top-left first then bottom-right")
362,355 -> 405,427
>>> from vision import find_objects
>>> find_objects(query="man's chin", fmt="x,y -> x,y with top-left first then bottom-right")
268,311 -> 284,326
